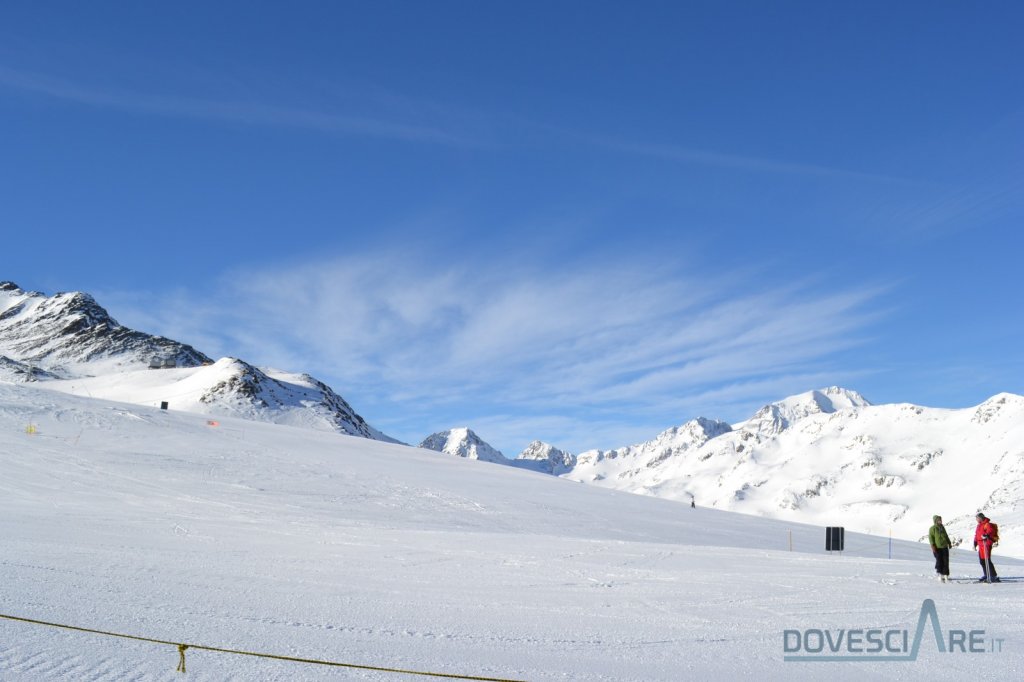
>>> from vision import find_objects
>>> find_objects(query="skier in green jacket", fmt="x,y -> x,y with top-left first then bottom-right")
929,515 -> 952,582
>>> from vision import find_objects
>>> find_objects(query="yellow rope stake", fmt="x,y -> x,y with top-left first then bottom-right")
0,613 -> 525,681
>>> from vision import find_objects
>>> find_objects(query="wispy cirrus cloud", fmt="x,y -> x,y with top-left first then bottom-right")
0,64 -> 928,180
584,135 -> 917,184
0,65 -> 485,146
104,252 -> 889,453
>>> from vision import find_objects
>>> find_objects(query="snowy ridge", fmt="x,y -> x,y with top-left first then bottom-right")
0,281 -> 395,442
563,388 -> 1024,557
42,357 -> 397,441
513,440 -> 577,475
733,386 -> 872,436
0,281 -> 209,376
419,427 -> 508,463
573,416 -> 733,486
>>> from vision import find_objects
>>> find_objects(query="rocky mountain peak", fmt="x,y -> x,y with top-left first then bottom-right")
515,440 -> 576,474
0,284 -> 210,376
737,386 -> 871,436
0,279 -> 394,443
419,428 -> 508,463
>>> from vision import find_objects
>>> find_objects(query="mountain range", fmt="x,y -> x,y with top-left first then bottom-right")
3,280 -> 1022,555
421,388 -> 1024,555
0,282 -> 392,441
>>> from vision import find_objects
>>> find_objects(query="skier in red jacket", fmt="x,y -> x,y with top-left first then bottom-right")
973,512 -> 1000,583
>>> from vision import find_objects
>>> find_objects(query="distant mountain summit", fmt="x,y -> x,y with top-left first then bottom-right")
733,386 -> 872,437
195,358 -> 393,440
0,281 -> 209,376
0,280 -> 395,442
572,416 -> 733,484
570,387 -> 874,489
562,387 -> 1024,553
514,440 -> 576,474
426,386 -> 1024,554
419,427 -> 508,463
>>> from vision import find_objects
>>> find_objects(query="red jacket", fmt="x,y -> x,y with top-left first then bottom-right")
975,519 -> 996,559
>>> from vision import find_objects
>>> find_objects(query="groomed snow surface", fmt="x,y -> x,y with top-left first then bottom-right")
1,383 -> 1022,681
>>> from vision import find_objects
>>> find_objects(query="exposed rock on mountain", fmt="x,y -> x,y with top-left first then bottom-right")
573,416 -> 732,481
514,440 -> 576,475
0,281 -> 209,375
419,427 -> 508,464
0,355 -> 58,382
194,358 -> 396,440
563,388 -> 1024,556
0,281 -> 394,442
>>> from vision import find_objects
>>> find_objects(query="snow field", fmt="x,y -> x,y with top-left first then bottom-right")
2,383 -> 1023,680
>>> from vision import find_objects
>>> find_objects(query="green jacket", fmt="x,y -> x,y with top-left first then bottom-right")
929,523 -> 951,550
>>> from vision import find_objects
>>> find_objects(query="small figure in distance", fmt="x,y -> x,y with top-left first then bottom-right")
691,499 -> 695,509
928,515 -> 951,583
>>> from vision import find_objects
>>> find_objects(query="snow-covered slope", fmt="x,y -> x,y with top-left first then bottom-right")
566,387 -> 1024,556
0,281 -> 394,442
419,427 -> 508,463
2,382 -> 1022,681
42,357 -> 396,441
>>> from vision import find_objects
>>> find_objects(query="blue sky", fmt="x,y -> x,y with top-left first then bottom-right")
1,2 -> 1022,454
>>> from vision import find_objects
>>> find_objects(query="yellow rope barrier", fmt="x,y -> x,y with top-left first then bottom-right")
0,613 -> 526,681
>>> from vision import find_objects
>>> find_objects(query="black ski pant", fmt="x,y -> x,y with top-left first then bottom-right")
978,553 -> 998,580
933,548 -> 949,576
